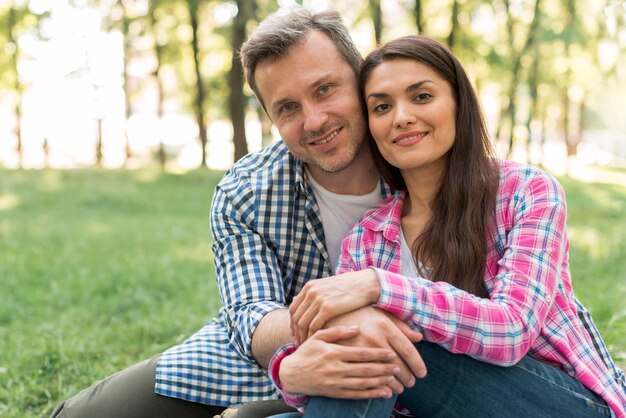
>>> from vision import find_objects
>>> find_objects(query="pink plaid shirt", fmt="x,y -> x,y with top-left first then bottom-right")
269,160 -> 626,416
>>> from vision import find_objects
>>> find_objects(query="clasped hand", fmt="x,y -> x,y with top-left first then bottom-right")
289,269 -> 381,343
280,270 -> 426,398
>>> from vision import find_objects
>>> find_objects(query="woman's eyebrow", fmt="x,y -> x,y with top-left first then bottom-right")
367,79 -> 436,100
405,79 -> 435,93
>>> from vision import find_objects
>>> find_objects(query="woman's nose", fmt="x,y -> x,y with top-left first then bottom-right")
394,105 -> 416,129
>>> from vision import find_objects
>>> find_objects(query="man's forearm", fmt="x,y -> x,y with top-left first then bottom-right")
251,308 -> 295,368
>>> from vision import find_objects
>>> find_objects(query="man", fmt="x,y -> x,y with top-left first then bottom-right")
51,7 -> 424,418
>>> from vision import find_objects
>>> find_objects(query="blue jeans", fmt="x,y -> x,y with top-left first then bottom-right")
270,342 -> 612,418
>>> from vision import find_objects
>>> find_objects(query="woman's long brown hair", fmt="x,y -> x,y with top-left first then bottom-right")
360,35 -> 499,298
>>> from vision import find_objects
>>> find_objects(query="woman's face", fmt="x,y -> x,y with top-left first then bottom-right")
364,58 -> 457,175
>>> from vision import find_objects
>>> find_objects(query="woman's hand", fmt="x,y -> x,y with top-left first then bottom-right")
289,269 -> 381,343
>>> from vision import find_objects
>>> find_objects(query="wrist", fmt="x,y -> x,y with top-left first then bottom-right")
278,356 -> 295,392
268,343 -> 309,409
268,343 -> 298,390
366,268 -> 381,304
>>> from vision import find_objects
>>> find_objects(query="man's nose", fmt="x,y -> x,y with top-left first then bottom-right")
303,103 -> 329,133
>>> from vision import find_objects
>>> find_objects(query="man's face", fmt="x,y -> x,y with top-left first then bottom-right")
254,30 -> 366,176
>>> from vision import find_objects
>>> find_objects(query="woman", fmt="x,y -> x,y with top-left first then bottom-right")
269,35 -> 626,417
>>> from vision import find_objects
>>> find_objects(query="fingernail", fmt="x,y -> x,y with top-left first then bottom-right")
408,378 -> 415,387
392,367 -> 401,375
348,325 -> 359,330
385,352 -> 397,361
417,369 -> 427,378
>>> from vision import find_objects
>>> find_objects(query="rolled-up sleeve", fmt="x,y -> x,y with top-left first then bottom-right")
210,172 -> 287,365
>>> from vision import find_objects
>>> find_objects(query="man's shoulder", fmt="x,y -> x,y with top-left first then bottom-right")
230,141 -> 291,175
219,141 -> 297,190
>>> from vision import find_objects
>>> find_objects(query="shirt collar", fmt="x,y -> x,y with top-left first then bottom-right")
295,157 -> 307,195
359,190 -> 406,244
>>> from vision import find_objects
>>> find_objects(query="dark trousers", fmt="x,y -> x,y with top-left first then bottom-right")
50,355 -> 295,418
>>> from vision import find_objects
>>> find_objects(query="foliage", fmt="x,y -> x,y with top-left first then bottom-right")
1,0 -> 625,166
0,167 -> 625,417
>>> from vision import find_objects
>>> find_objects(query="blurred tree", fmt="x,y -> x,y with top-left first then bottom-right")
7,3 -> 23,167
229,0 -> 278,155
368,0 -> 382,44
447,0 -> 460,48
115,0 -> 137,166
150,0 -> 168,169
560,0 -> 587,161
489,0 -> 541,159
229,0 -> 254,162
186,0 -> 209,168
1,1 -> 40,168
413,0 -> 426,34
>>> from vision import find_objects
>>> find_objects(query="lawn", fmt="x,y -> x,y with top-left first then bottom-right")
1,167 -> 625,417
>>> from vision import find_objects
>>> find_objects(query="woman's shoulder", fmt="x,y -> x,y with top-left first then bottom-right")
497,159 -> 563,194
495,160 -> 566,211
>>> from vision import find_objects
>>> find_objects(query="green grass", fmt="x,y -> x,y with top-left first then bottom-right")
0,168 -> 224,417
0,167 -> 625,417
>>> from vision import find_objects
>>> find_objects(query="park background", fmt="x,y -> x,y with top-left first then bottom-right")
1,0 -> 625,416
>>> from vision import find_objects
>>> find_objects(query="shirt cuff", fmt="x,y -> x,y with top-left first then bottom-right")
268,343 -> 308,410
370,267 -> 417,321
230,301 -> 287,364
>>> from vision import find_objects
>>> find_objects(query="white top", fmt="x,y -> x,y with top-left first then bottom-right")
307,170 -> 381,273
400,227 -> 428,279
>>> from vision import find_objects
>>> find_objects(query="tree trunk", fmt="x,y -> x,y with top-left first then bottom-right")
256,106 -> 273,147
118,0 -> 134,166
96,118 -> 103,166
8,5 -> 23,168
562,87 -> 573,157
504,71 -> 518,159
188,0 -> 208,168
538,108 -> 547,168
503,0 -> 541,159
525,44 -> 539,163
447,0 -> 460,49
368,0 -> 382,45
413,0 -> 425,34
563,0 -> 578,160
150,5 -> 166,170
229,0 -> 252,163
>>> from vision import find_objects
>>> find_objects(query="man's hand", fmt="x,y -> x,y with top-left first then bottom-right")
290,269 -> 381,343
327,306 -> 426,390
279,325 -> 401,399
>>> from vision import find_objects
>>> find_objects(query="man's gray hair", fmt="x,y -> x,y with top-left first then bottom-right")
240,6 -> 362,106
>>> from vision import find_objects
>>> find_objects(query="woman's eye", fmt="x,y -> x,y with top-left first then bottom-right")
414,93 -> 432,102
372,103 -> 390,113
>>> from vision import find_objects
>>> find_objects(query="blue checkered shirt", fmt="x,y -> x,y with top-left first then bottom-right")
154,141 -> 625,408
154,141 -> 392,406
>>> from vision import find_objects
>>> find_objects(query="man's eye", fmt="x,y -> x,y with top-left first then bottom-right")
319,85 -> 331,94
281,103 -> 296,113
